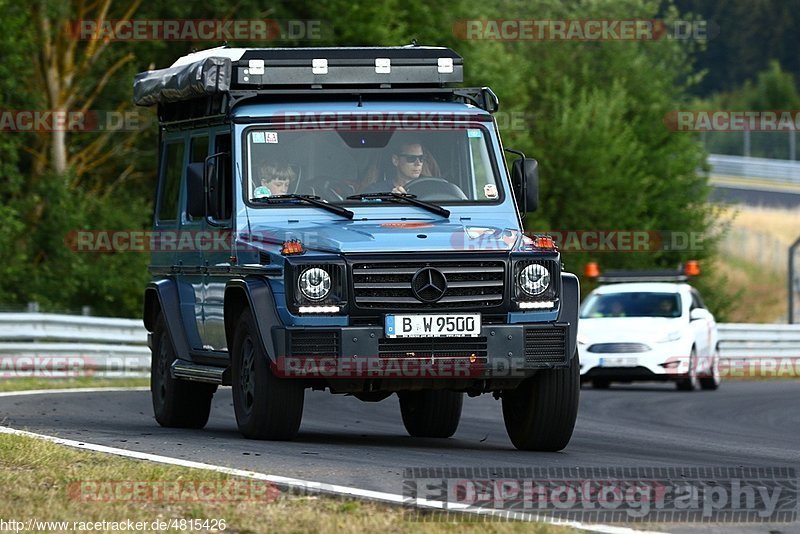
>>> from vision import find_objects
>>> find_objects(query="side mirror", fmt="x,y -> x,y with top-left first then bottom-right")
510,157 -> 540,214
186,162 -> 205,219
690,308 -> 710,321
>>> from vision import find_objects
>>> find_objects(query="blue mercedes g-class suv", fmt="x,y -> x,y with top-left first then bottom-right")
136,45 -> 579,451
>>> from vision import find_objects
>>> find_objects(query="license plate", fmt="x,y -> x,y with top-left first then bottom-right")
599,357 -> 638,367
385,313 -> 481,338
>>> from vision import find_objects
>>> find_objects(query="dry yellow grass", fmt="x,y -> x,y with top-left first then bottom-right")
709,205 -> 795,322
722,205 -> 800,247
711,255 -> 787,322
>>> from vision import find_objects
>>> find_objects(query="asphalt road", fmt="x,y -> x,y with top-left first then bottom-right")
711,185 -> 800,208
1,381 -> 798,488
1,381 -> 798,531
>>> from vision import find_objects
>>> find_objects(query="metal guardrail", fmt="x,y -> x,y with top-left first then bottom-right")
717,323 -> 800,359
0,313 -> 146,344
0,314 -> 798,378
0,313 -> 150,378
708,154 -> 800,185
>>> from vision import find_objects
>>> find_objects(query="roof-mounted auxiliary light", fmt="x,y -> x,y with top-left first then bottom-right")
533,235 -> 556,250
584,262 -> 600,279
281,240 -> 305,256
586,261 -> 701,284
683,260 -> 701,277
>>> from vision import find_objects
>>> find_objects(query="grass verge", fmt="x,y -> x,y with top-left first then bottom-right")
713,204 -> 796,323
0,383 -> 574,533
712,254 -> 787,323
0,432 -> 574,534
0,377 -> 149,392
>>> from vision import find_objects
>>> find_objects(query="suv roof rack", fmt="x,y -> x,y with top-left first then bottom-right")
133,46 -> 502,128
135,45 -> 468,107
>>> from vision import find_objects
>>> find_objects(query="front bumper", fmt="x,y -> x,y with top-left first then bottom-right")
579,344 -> 692,381
271,322 -> 575,380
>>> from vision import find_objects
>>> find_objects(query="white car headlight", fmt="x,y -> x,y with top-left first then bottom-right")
298,267 -> 331,301
518,264 -> 550,296
657,330 -> 682,343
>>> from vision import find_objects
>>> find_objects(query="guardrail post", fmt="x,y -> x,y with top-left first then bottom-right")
790,237 -> 800,324
743,129 -> 750,157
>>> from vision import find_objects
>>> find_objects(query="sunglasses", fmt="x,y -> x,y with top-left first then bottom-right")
398,154 -> 425,164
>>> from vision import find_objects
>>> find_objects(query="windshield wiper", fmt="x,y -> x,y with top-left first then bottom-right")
250,194 -> 354,219
346,192 -> 450,218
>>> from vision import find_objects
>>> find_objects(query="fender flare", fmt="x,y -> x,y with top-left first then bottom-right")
143,279 -> 200,360
224,278 -> 282,364
557,272 -> 580,360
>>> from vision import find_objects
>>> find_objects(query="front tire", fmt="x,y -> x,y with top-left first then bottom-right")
231,309 -> 304,440
676,348 -> 700,391
502,351 -> 580,451
699,347 -> 721,390
398,390 -> 463,438
150,313 -> 216,429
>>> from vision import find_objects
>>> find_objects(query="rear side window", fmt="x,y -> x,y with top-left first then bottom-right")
158,141 -> 185,221
190,135 -> 208,163
690,290 -> 707,310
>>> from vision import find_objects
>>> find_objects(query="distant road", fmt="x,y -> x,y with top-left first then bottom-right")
710,175 -> 800,208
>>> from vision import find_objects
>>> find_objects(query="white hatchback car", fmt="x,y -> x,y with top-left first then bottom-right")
578,282 -> 720,391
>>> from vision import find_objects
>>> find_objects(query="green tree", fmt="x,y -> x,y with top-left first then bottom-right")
0,0 -> 727,317
699,61 -> 800,158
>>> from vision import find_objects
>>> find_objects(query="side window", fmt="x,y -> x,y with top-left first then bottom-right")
190,135 -> 209,163
691,290 -> 706,310
158,141 -> 185,221
211,133 -> 232,221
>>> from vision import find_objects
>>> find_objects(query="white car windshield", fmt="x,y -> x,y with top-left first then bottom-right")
580,292 -> 682,319
244,125 -> 501,204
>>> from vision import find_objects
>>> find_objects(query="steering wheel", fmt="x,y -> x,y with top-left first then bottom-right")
403,176 -> 467,201
310,177 -> 354,202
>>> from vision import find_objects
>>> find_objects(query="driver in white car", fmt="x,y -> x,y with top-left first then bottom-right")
365,139 -> 425,194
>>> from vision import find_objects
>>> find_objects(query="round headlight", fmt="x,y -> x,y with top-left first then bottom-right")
518,264 -> 550,296
298,268 -> 331,301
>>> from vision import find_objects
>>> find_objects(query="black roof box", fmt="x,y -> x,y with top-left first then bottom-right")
134,46 -> 464,107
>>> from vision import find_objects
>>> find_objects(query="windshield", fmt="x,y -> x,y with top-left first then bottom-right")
244,125 -> 502,205
580,292 -> 682,319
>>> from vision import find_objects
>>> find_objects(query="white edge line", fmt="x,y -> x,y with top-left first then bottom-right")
0,387 -> 150,397
0,387 -> 664,534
